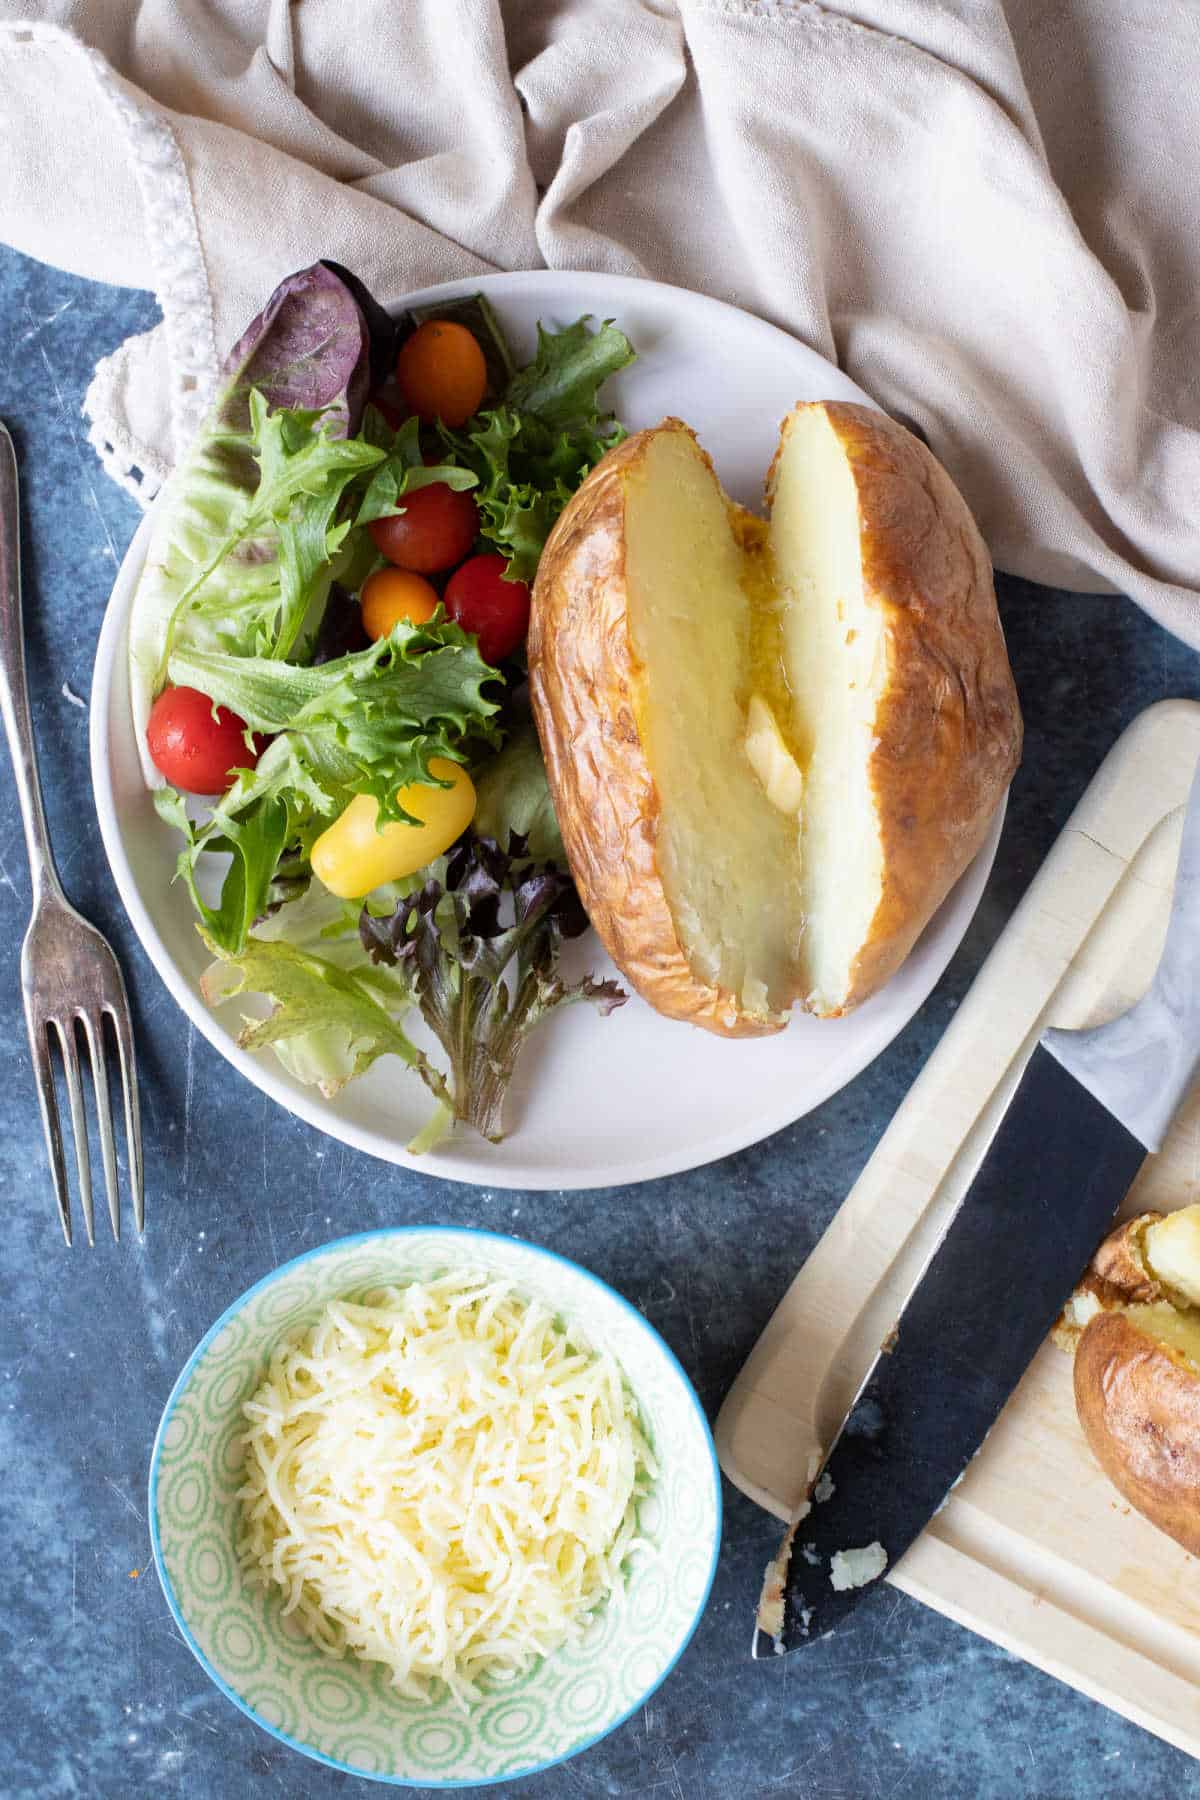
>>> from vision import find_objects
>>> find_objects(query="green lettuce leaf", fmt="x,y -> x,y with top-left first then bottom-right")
154,784 -> 292,957
472,717 -> 565,863
143,398 -> 383,684
353,414 -> 476,526
156,393 -> 488,674
198,907 -> 442,1104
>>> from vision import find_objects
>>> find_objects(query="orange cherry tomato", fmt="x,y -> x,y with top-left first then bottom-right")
396,321 -> 487,428
360,567 -> 440,640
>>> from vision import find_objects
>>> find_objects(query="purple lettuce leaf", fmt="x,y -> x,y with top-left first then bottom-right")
216,261 -> 378,435
359,832 -> 625,1143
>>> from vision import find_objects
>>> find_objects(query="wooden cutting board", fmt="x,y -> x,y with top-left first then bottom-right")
715,699 -> 1200,1758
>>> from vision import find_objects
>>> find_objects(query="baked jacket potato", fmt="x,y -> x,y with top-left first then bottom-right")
1062,1207 -> 1200,1556
528,403 -> 1022,1035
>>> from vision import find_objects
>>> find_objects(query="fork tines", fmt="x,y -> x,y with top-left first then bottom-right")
27,995 -> 142,1247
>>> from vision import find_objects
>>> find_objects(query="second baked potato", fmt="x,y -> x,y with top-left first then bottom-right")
1063,1206 -> 1200,1556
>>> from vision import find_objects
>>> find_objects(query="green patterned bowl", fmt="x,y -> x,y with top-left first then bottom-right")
149,1227 -> 721,1786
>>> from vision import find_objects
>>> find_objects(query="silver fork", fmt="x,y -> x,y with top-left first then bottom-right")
0,421 -> 142,1244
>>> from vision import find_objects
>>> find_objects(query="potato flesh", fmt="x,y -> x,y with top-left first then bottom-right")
623,432 -> 801,1012
1144,1206 -> 1200,1308
621,421 -> 885,1016
1125,1302 -> 1200,1372
618,428 -> 805,1008
770,410 -> 886,1013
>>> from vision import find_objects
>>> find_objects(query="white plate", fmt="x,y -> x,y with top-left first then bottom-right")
90,270 -> 1003,1190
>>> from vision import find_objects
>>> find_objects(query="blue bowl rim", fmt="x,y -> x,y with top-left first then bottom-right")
147,1224 -> 724,1788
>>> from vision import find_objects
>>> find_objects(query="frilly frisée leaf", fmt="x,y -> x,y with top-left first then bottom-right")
438,316 -> 634,582
169,615 -> 502,827
360,834 -> 625,1146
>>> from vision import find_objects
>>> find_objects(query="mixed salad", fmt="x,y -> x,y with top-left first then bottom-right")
127,262 -> 632,1149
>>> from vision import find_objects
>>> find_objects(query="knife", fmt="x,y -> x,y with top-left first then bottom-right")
754,752 -> 1200,1657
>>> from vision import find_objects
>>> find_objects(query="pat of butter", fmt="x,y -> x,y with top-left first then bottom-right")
744,693 -> 804,817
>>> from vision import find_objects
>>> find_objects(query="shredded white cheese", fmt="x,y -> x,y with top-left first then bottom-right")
237,1273 -> 656,1709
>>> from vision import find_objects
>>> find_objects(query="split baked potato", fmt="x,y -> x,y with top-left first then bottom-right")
1060,1206 -> 1200,1555
528,403 -> 1022,1035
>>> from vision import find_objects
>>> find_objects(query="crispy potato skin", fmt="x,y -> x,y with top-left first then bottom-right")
531,406 -> 1022,1031
529,422 -> 776,1036
779,404 -> 1023,1009
1086,1213 -> 1165,1307
1053,1214 -> 1165,1352
1074,1311 -> 1200,1557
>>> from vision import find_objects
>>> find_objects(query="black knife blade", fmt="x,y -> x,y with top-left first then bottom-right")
753,1044 -> 1146,1656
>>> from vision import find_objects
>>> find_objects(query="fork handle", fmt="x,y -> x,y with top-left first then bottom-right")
0,424 -> 64,906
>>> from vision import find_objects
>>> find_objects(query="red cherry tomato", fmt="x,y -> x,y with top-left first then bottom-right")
443,554 -> 531,665
368,483 -> 479,574
146,685 -> 262,796
397,321 -> 487,427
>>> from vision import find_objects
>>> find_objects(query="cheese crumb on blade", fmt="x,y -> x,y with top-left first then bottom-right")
237,1272 -> 657,1709
829,1542 -> 888,1592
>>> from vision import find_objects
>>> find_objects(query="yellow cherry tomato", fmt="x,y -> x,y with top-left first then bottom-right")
360,567 -> 440,640
311,758 -> 476,899
396,320 -> 487,427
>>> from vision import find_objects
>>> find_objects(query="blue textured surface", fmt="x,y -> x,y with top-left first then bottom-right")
1,246 -> 1199,1800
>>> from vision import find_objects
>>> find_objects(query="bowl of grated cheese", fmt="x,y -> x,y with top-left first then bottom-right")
148,1227 -> 721,1786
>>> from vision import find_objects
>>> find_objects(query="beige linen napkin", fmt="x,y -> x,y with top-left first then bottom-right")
1,0 -> 1198,643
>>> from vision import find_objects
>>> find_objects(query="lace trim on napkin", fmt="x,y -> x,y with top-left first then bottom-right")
5,24 -> 217,506
85,339 -> 174,505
